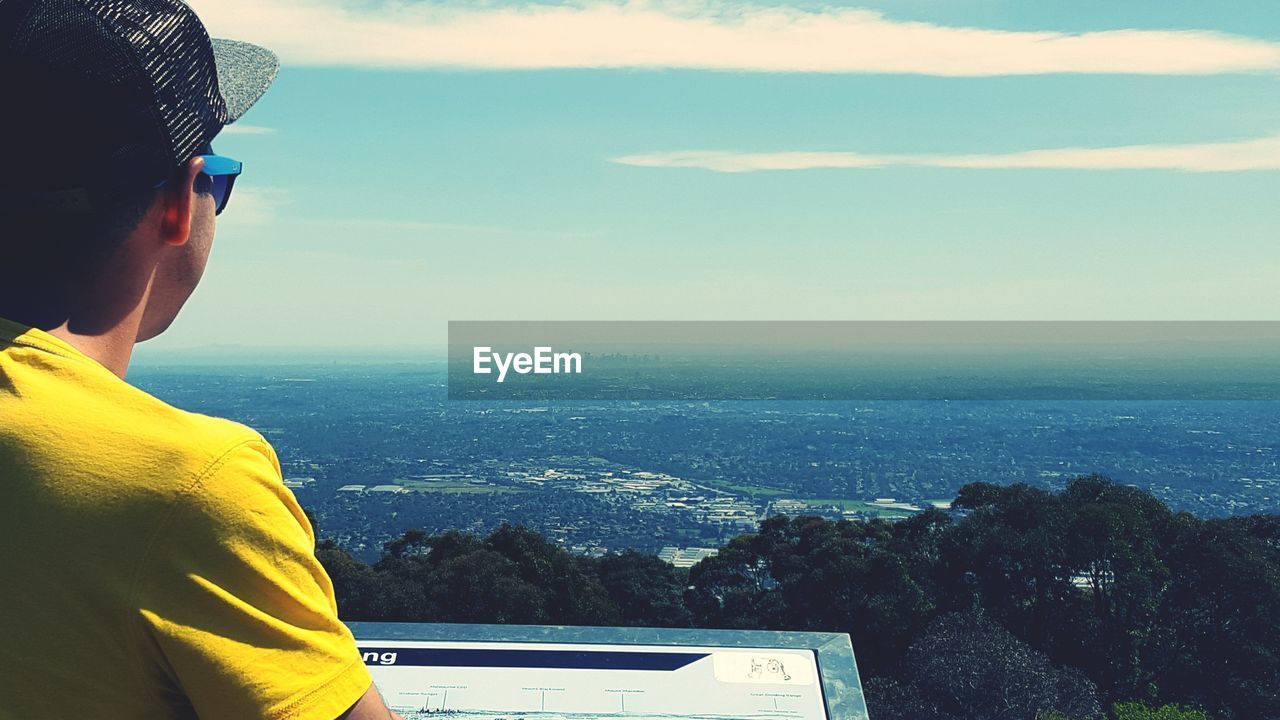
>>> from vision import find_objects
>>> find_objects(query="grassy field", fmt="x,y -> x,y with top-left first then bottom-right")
803,499 -> 920,518
394,479 -> 525,495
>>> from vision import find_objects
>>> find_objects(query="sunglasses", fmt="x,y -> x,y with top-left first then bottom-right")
153,150 -> 242,215
196,154 -> 242,215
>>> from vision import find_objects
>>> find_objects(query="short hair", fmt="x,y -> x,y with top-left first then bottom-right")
1,162 -> 213,280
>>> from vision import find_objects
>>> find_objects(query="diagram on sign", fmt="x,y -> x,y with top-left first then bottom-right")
357,640 -> 829,719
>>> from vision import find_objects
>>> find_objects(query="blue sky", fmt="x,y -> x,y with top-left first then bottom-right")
141,0 -> 1280,352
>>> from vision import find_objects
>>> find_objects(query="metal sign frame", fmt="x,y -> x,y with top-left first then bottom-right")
349,621 -> 870,719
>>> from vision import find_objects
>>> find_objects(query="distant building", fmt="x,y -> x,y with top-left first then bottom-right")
336,484 -> 366,493
870,498 -> 923,512
658,546 -> 719,568
771,499 -> 810,515
1070,568 -> 1115,592
368,485 -> 408,494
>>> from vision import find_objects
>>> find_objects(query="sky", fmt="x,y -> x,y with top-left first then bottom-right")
140,0 -> 1280,354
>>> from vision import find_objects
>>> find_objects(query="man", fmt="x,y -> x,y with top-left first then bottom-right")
0,1 -> 403,717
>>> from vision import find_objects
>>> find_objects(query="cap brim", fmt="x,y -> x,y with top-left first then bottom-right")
211,39 -> 280,123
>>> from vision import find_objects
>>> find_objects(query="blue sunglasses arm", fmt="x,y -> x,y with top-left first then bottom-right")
152,154 -> 242,188
197,154 -> 243,176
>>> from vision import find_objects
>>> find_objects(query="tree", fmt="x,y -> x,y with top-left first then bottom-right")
1155,516 -> 1280,719
595,551 -> 693,627
1056,477 -> 1175,702
317,539 -> 426,622
484,524 -> 620,625
942,482 -> 1076,648
427,549 -> 553,624
866,610 -> 1103,720
687,514 -> 934,675
313,479 -> 1280,720
324,525 -> 624,625
685,520 -> 790,631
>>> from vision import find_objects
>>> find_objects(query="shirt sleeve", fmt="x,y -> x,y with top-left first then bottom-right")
134,439 -> 373,720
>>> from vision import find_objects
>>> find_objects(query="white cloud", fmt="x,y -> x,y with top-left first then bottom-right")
220,124 -> 277,135
188,0 -> 1280,76
292,217 -> 601,241
612,134 -> 1280,172
217,186 -> 288,226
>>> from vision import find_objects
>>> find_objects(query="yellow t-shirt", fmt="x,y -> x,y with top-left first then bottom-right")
0,318 -> 373,719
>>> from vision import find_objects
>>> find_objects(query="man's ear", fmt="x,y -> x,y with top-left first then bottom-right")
158,156 -> 205,247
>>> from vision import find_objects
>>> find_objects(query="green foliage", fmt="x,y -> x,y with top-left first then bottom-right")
869,610 -> 1102,720
324,524 -> 701,628
1154,516 -> 1280,719
934,476 -> 1280,720
595,550 -> 693,627
1111,702 -> 1210,720
685,513 -> 937,673
317,476 -> 1280,720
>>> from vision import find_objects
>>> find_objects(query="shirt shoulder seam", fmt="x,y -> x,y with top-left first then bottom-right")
123,436 -> 276,701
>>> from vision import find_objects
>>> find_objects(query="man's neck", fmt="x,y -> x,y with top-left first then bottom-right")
0,304 -> 141,379
45,324 -> 137,378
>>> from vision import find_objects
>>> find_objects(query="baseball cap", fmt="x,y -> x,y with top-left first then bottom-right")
0,0 -> 278,215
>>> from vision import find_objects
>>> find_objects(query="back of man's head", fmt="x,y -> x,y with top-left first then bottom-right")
0,0 -> 277,285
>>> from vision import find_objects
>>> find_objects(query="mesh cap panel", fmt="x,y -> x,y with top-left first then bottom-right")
84,0 -> 229,167
0,0 -> 274,212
